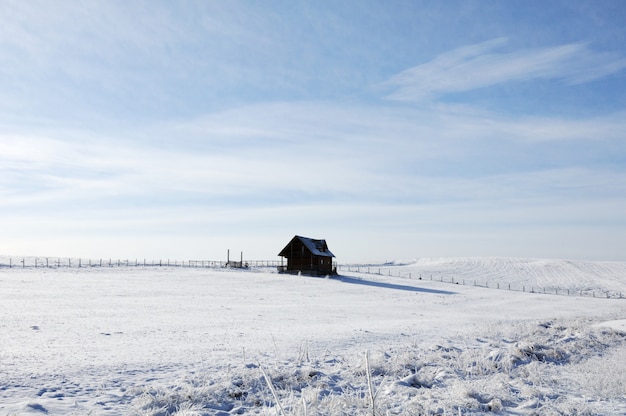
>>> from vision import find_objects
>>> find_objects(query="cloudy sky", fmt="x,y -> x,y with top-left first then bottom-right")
1,0 -> 625,262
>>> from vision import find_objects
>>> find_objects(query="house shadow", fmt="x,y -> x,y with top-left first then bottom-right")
336,275 -> 456,295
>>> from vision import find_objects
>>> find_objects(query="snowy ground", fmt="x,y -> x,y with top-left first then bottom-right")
1,258 -> 625,415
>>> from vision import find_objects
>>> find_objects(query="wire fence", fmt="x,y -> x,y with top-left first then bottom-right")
338,265 -> 625,300
0,257 -> 283,269
3,258 -> 622,300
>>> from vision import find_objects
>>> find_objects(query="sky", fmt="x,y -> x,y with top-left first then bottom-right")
1,0 -> 626,263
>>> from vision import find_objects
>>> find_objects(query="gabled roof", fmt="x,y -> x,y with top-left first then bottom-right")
278,235 -> 335,258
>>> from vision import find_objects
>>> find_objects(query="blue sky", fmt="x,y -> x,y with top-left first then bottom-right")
1,0 -> 626,262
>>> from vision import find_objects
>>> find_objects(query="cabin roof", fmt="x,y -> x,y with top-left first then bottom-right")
278,235 -> 335,258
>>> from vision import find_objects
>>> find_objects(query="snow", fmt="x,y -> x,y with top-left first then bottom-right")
1,257 -> 625,415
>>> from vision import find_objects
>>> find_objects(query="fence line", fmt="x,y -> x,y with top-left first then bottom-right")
0,257 -> 283,270
4,259 -> 620,300
337,265 -> 624,300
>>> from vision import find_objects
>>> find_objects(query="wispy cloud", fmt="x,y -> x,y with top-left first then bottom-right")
3,101 -> 624,214
384,38 -> 626,102
2,97 -> 625,260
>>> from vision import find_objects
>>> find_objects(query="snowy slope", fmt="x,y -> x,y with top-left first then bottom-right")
345,257 -> 626,297
0,258 -> 625,415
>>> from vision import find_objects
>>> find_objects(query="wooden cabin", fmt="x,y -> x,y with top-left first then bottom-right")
278,235 -> 336,275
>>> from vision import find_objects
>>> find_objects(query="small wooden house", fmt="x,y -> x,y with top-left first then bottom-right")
278,235 -> 336,275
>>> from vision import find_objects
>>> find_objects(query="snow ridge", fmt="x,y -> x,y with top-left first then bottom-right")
343,257 -> 626,298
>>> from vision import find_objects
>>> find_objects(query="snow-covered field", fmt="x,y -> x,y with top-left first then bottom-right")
1,258 -> 625,415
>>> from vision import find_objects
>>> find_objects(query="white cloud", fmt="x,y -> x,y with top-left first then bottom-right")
3,100 -> 624,209
384,39 -> 626,102
1,95 -> 625,260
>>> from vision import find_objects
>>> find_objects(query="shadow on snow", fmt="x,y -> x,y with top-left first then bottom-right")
336,275 -> 456,295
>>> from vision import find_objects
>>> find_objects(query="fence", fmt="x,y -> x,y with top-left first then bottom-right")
338,265 -> 625,300
0,257 -> 283,269
4,258 -> 620,299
